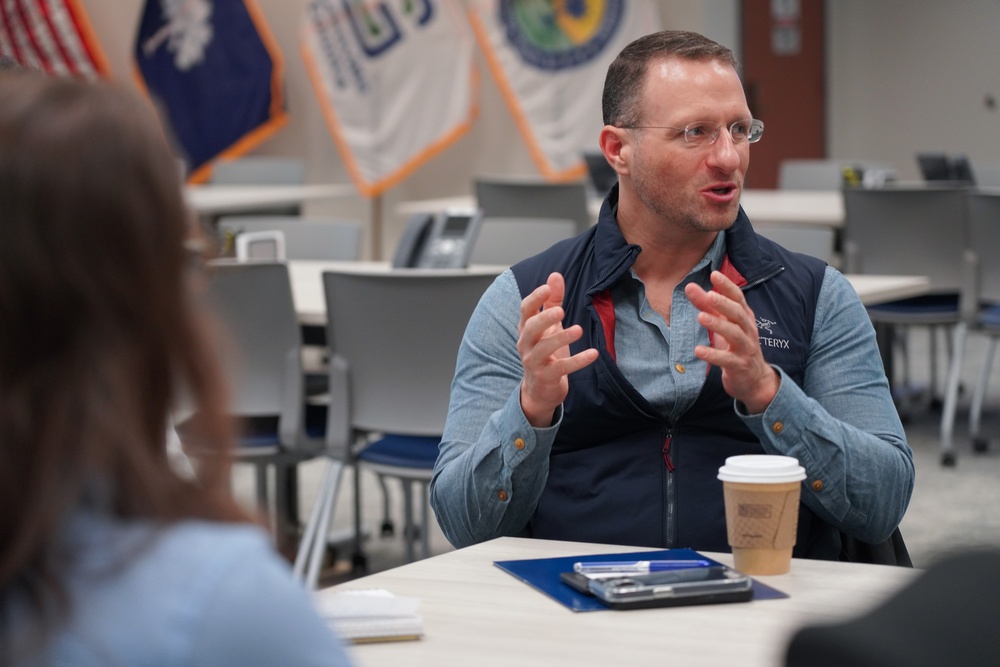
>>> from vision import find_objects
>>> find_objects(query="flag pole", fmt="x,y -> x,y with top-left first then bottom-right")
370,193 -> 383,261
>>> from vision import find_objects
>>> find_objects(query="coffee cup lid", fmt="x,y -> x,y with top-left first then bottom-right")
717,454 -> 806,483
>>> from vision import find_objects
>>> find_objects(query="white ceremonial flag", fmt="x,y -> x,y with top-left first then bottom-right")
469,0 -> 659,181
301,0 -> 478,197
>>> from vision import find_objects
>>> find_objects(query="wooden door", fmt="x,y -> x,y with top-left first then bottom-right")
741,0 -> 826,189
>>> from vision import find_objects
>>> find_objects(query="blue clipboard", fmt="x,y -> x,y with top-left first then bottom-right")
494,548 -> 788,612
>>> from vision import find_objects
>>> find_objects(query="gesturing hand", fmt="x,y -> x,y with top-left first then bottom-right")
517,272 -> 599,427
684,270 -> 780,414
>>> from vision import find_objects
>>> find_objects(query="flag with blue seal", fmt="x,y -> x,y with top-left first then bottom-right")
134,0 -> 287,182
470,0 -> 659,180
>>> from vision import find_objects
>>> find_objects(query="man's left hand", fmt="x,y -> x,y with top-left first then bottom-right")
684,270 -> 780,414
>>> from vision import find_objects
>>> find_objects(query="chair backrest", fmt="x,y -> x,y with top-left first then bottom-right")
323,271 -> 494,436
236,230 -> 286,261
210,156 -> 306,185
205,261 -> 303,422
475,177 -> 591,233
965,191 -> 1000,304
842,186 -> 969,291
756,226 -> 837,265
470,217 -> 577,265
778,159 -> 847,190
219,216 -> 362,261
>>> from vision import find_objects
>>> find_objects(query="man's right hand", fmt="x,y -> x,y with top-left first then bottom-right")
517,272 -> 599,427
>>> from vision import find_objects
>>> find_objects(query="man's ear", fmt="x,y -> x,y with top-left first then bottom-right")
599,125 -> 630,177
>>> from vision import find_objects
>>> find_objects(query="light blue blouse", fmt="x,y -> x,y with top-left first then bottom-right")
6,511 -> 354,667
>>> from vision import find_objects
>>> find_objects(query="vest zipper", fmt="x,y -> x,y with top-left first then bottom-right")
663,428 -> 676,548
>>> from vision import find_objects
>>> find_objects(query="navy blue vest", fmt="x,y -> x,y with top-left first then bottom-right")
510,190 -> 842,559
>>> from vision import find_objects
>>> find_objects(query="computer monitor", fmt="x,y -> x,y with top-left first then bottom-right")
952,155 -> 976,185
916,152 -> 952,182
916,152 -> 976,185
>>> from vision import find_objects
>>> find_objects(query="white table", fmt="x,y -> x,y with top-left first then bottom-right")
184,183 -> 355,216
843,274 -> 930,306
287,261 -> 927,324
319,536 -> 918,667
395,188 -> 844,229
739,189 -> 844,228
288,261 -> 506,326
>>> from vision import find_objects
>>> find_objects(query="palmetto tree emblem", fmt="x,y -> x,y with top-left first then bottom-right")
141,0 -> 214,71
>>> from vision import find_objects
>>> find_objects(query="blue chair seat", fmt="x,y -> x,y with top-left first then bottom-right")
356,435 -> 440,470
867,293 -> 959,317
979,304 -> 1000,329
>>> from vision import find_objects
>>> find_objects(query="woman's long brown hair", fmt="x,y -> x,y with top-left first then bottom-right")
0,76 -> 251,633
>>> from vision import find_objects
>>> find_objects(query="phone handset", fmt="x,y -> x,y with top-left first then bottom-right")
391,209 -> 483,269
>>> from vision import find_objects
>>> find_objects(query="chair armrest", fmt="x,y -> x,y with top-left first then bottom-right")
324,353 -> 351,460
280,346 -> 303,449
960,249 -> 980,324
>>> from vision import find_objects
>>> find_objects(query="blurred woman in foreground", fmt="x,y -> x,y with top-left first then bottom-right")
0,75 -> 352,666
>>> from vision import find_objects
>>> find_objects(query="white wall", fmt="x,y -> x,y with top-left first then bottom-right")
827,1 -> 1000,182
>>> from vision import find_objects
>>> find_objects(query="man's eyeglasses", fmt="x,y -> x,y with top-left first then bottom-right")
620,119 -> 765,146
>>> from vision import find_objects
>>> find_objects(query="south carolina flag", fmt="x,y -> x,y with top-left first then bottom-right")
301,0 -> 477,197
0,0 -> 110,78
469,0 -> 658,181
134,0 -> 287,183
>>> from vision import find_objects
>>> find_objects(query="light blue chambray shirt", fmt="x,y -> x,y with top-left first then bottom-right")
5,511 -> 354,667
431,233 -> 914,550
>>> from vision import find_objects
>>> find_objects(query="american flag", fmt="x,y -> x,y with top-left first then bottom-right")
0,0 -> 109,78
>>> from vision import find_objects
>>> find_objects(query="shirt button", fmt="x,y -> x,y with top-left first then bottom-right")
674,363 -> 686,374
772,421 -> 784,434
497,489 -> 509,502
514,438 -> 525,450
812,480 -> 824,492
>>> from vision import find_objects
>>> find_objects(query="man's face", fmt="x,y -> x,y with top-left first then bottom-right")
625,57 -> 753,234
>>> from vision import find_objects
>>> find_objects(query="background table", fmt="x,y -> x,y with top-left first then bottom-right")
286,261 -> 928,324
288,261 -> 506,326
319,536 -> 918,667
184,183 -> 354,216
395,189 -> 844,229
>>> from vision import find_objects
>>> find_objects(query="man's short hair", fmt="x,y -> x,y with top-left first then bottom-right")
602,30 -> 740,128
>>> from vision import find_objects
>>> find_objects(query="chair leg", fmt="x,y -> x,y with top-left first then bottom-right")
401,479 -> 416,563
929,325 -> 941,405
970,337 -> 998,451
420,482 -> 430,560
940,323 -> 966,467
377,473 -> 394,537
292,459 -> 344,590
255,462 -> 269,510
351,463 -> 367,574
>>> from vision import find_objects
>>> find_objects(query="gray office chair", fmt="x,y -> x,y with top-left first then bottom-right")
210,156 -> 306,216
219,216 -> 362,261
470,216 -> 577,265
842,186 -> 969,422
296,270 -> 494,584
940,191 -> 1000,464
756,226 -> 837,266
181,260 -> 327,548
475,176 -> 592,233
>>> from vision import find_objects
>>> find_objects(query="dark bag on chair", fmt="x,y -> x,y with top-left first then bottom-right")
839,527 -> 912,567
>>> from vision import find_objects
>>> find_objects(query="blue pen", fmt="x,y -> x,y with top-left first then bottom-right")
573,559 -> 713,574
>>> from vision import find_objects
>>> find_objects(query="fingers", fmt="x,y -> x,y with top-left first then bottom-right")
517,273 -> 598,426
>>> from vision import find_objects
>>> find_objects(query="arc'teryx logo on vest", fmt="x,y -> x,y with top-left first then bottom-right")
756,316 -> 790,349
